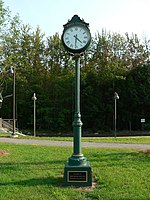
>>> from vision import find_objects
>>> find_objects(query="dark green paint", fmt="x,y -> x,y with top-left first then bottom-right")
63,55 -> 92,186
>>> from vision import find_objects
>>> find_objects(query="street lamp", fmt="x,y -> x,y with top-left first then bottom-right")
8,66 -> 17,137
114,92 -> 119,138
32,93 -> 37,137
0,67 -> 17,136
0,69 -> 4,109
0,93 -> 3,109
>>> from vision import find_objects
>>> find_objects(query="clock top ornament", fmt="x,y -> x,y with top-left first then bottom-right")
62,15 -> 91,54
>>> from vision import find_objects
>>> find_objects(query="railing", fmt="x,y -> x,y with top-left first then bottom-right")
2,119 -> 18,132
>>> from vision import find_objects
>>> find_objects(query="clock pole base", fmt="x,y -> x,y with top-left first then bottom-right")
64,158 -> 92,187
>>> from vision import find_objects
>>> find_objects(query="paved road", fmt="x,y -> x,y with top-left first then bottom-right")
0,137 -> 150,149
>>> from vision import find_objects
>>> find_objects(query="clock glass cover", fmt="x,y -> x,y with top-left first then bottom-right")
62,25 -> 91,52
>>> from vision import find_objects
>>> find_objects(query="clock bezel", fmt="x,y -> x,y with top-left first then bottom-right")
62,24 -> 91,54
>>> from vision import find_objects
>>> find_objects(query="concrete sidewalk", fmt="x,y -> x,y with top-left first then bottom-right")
0,137 -> 150,149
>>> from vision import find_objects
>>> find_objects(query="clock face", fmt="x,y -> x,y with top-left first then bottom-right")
62,25 -> 91,53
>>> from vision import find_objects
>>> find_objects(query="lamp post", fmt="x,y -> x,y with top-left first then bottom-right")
0,69 -> 4,109
0,68 -> 13,111
9,66 -> 17,137
114,92 -> 119,138
0,67 -> 17,136
32,93 -> 37,137
13,67 -> 16,136
0,93 -> 3,109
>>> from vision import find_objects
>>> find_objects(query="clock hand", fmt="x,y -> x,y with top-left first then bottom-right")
74,34 -> 82,43
74,34 -> 77,48
76,37 -> 82,43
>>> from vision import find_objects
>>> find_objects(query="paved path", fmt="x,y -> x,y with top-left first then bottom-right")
0,137 -> 150,149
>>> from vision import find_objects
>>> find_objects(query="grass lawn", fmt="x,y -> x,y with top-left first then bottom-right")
45,136 -> 150,144
0,142 -> 150,200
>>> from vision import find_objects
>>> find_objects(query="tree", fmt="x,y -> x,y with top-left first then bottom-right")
1,0 -> 150,133
123,62 -> 150,130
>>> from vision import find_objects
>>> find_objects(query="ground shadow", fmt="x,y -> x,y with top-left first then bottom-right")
86,151 -> 150,170
0,159 -> 66,172
0,176 -> 64,187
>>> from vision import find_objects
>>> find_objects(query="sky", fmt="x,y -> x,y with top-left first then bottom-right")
2,0 -> 150,39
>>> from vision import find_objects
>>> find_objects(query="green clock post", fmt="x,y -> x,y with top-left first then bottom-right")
62,15 -> 92,187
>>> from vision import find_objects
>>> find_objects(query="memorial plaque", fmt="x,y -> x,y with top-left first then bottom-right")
68,171 -> 87,182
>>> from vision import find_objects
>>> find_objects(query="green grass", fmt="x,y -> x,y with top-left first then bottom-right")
0,143 -> 150,200
47,136 -> 150,144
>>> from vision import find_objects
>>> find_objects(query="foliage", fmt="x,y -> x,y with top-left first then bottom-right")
0,1 -> 150,133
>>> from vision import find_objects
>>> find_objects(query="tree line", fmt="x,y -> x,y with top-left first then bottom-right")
1,1 -> 150,134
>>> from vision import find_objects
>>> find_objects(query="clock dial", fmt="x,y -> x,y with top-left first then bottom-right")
63,25 -> 90,51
